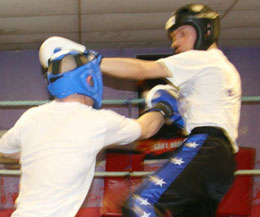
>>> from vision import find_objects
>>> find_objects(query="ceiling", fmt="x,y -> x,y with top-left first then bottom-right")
0,0 -> 260,51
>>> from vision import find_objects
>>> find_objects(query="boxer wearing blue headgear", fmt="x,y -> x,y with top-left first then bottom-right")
39,36 -> 103,109
1,36 -> 174,217
47,50 -> 103,109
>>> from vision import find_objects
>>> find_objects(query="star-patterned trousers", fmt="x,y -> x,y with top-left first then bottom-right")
122,127 -> 236,217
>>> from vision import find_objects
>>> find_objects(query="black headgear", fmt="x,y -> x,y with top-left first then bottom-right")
165,4 -> 220,50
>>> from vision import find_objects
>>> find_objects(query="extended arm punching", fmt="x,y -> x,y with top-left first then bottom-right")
36,36 -> 179,141
101,58 -> 170,80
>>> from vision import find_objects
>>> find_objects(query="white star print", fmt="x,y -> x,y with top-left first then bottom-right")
171,157 -> 185,165
150,176 -> 166,187
155,178 -> 166,187
141,211 -> 151,217
185,142 -> 199,148
140,198 -> 150,206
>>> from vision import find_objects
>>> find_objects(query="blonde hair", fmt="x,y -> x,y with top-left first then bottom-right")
49,53 -> 89,74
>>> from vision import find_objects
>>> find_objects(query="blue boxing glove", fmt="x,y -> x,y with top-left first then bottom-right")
144,84 -> 184,128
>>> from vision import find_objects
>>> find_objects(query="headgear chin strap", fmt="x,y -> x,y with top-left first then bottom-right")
47,50 -> 103,109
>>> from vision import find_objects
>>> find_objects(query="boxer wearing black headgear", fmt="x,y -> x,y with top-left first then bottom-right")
165,3 -> 220,50
95,3 -> 241,217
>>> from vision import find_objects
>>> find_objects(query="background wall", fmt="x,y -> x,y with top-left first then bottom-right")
0,46 -> 260,215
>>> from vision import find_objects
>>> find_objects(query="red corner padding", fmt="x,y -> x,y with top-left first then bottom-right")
0,209 -> 14,217
75,207 -> 101,217
0,208 -> 101,217
101,150 -> 144,217
217,147 -> 256,216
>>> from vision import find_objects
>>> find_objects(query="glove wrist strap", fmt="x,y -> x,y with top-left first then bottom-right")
141,102 -> 173,119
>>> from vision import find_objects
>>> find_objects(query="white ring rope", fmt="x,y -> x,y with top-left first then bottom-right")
0,169 -> 259,176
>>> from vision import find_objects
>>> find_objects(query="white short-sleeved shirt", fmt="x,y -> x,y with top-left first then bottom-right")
158,49 -> 241,152
0,101 -> 141,217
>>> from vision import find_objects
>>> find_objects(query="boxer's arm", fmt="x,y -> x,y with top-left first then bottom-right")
101,58 -> 171,80
136,111 -> 164,140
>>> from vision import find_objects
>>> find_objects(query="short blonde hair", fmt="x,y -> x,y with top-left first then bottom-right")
48,53 -> 89,74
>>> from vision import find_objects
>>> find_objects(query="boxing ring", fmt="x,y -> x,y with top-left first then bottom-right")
0,96 -> 260,217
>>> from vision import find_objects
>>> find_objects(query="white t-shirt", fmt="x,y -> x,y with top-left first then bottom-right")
0,101 -> 141,217
158,49 -> 241,152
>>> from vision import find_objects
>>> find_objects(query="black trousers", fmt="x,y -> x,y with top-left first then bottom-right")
122,127 -> 236,217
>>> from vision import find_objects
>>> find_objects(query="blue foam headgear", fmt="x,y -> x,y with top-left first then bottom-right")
47,50 -> 103,109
